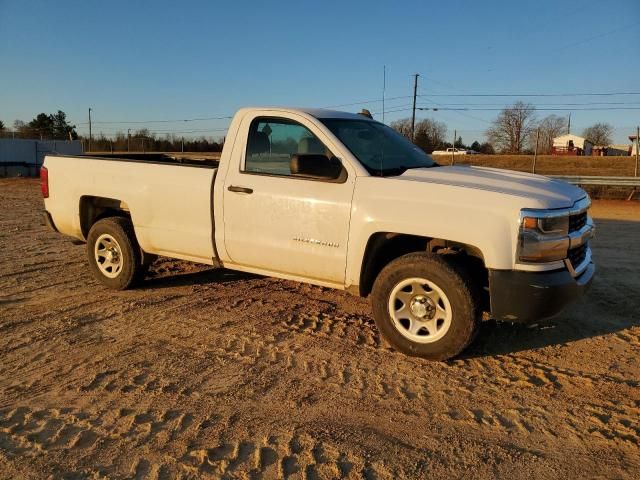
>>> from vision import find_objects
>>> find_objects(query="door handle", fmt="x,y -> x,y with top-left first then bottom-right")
227,185 -> 253,194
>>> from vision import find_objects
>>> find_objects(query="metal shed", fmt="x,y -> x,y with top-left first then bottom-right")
0,139 -> 83,177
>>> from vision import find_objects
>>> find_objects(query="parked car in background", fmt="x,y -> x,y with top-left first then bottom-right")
431,148 -> 478,155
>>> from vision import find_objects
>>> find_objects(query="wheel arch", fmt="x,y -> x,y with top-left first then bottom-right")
80,195 -> 131,240
358,232 -> 487,298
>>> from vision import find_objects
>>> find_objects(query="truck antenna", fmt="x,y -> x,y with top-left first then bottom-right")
382,65 -> 386,124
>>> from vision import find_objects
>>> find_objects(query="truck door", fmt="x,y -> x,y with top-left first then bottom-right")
222,115 -> 354,284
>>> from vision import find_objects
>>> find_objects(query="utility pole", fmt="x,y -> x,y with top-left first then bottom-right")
532,128 -> 540,174
628,126 -> 639,201
567,112 -> 571,134
127,129 -> 131,152
181,136 -> 184,153
411,73 -> 419,141
88,108 -> 92,152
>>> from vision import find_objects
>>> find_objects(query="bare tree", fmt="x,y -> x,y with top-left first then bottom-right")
12,120 -> 31,138
582,123 -> 613,146
534,114 -> 568,154
390,117 -> 447,152
390,118 -> 412,139
486,102 -> 536,153
414,118 -> 447,152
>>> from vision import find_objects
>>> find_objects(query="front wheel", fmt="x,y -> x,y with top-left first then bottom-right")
86,217 -> 144,290
371,252 -> 479,360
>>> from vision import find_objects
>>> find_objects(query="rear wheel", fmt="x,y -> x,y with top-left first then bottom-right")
87,217 -> 144,290
371,252 -> 479,360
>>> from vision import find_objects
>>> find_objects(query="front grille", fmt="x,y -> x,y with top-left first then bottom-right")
569,211 -> 587,232
568,242 -> 588,268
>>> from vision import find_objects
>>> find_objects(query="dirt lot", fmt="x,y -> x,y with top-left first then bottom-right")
1,179 -> 639,479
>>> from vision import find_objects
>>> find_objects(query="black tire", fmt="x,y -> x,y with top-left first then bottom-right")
86,217 -> 144,290
371,252 -> 480,361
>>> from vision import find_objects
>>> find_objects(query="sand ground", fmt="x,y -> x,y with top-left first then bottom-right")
0,179 -> 638,479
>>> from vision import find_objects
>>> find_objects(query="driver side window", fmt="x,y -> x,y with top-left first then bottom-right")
244,118 -> 336,178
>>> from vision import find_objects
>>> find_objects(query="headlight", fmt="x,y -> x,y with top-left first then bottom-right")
537,216 -> 569,235
518,212 -> 570,263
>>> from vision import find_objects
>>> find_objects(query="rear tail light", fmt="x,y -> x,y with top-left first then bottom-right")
40,166 -> 49,198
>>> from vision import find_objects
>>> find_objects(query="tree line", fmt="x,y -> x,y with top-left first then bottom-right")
389,102 -> 615,155
1,111 -> 78,140
0,111 -> 223,152
1,107 -> 616,155
86,130 -> 223,153
390,117 -> 494,153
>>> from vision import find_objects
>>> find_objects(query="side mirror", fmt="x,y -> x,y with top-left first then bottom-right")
290,154 -> 345,181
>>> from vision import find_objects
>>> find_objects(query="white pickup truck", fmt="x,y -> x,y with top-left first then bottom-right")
41,107 -> 595,360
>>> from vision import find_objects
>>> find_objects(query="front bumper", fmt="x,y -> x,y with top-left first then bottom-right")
489,261 -> 595,322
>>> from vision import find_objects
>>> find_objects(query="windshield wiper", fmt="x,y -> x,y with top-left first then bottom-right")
374,166 -> 408,177
372,163 -> 439,176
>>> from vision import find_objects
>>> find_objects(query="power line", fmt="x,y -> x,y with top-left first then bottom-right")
73,91 -> 640,126
74,96 -> 416,126
76,114 -> 233,126
77,115 -> 232,126
418,91 -> 640,98
322,95 -> 412,109
418,101 -> 640,107
418,96 -> 494,124
86,127 -> 230,135
72,90 -> 640,135
371,107 -> 414,116
417,106 -> 640,111
553,22 -> 636,53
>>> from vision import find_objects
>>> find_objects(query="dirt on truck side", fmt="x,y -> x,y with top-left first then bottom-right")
0,178 -> 639,479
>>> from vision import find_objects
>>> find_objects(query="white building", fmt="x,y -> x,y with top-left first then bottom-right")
552,134 -> 593,156
629,134 -> 639,156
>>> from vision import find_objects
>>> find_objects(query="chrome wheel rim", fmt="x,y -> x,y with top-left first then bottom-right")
388,277 -> 452,343
94,233 -> 123,278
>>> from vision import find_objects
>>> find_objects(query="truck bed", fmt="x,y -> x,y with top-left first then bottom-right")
67,153 -> 220,169
44,153 -> 218,265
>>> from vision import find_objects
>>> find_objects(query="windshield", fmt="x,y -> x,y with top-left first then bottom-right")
320,118 -> 438,176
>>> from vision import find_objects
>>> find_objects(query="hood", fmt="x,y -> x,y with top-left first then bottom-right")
397,165 -> 586,209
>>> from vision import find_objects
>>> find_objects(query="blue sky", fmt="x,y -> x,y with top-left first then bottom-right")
1,0 -> 639,143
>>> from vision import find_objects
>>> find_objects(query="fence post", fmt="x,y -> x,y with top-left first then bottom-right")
532,128 -> 540,174
450,129 -> 456,166
634,127 -> 640,177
